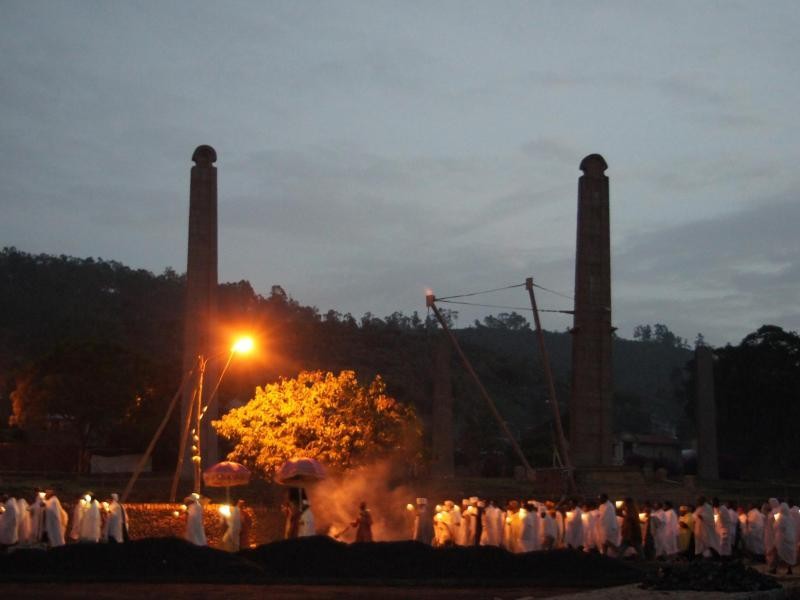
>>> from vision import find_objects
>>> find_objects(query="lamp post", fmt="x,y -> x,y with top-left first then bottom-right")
172,336 -> 255,500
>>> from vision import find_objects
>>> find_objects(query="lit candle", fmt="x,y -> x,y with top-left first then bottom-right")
102,502 -> 110,512
615,500 -> 624,509
638,513 -> 647,522
519,508 -> 527,518
219,505 -> 231,517
566,511 -> 574,520
172,510 -> 180,518
406,504 -> 414,511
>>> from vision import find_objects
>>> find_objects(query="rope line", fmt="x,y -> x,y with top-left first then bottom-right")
531,282 -> 574,301
435,282 -> 525,301
437,298 -> 573,315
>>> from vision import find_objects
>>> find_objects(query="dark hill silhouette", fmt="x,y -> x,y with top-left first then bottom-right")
0,248 -> 691,469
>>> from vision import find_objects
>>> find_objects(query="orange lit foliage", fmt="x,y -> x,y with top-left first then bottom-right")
212,370 -> 420,479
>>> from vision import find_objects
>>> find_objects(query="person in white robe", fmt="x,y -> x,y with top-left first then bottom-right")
662,501 -> 680,557
540,503 -> 557,550
434,504 -> 453,547
564,503 -> 584,550
297,500 -> 315,537
219,503 -> 242,552
69,493 -> 89,541
744,504 -> 765,557
412,498 -> 433,545
480,500 -> 503,546
650,503 -> 668,558
184,495 -> 207,546
581,503 -> 597,552
103,493 -> 128,543
518,503 -> 540,553
503,501 -> 522,552
43,490 -> 68,547
460,499 -> 477,546
769,501 -> 796,574
78,495 -> 101,543
0,494 -> 19,546
693,497 -> 720,557
596,495 -> 619,555
27,491 -> 46,544
16,497 -> 31,545
712,498 -> 733,557
447,501 -> 462,546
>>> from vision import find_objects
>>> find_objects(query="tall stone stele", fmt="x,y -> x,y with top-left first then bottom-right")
181,145 -> 219,477
569,154 -> 613,467
695,345 -> 719,479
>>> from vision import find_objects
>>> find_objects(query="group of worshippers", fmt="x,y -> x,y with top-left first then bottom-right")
182,493 -> 251,552
409,494 -> 625,554
686,496 -> 798,575
0,489 -> 127,550
407,493 -> 800,572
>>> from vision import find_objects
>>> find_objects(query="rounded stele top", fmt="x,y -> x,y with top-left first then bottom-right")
192,145 -> 217,166
579,154 -> 608,177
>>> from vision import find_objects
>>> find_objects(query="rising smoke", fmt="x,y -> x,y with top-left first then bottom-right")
305,459 -> 416,542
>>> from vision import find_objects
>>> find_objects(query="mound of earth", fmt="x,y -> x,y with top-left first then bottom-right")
0,538 -> 264,583
242,536 -> 644,586
0,536 -> 643,587
641,560 -> 780,593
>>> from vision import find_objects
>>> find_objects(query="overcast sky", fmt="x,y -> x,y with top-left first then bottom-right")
2,1 -> 798,346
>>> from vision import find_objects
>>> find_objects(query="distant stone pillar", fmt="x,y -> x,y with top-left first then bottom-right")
182,145 -> 219,477
569,154 -> 613,467
431,335 -> 455,478
695,345 -> 719,480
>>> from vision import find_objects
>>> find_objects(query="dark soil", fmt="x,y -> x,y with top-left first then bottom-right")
0,536 -> 644,587
641,559 -> 781,593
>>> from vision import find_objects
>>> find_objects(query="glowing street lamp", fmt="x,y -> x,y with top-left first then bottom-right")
186,335 -> 256,497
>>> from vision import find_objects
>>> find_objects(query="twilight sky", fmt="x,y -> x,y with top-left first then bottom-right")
2,1 -> 798,346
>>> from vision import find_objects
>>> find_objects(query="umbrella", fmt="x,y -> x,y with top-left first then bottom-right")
203,461 -> 251,502
275,457 -> 326,486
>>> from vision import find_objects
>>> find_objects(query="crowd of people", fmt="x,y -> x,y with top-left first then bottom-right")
0,489 -> 127,549
3,486 -> 798,576
408,494 -> 799,574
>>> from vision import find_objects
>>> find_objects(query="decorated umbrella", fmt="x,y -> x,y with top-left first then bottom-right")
275,457 -> 326,507
203,461 -> 251,502
275,457 -> 326,486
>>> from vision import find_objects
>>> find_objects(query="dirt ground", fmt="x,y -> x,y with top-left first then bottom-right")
0,583 -> 581,599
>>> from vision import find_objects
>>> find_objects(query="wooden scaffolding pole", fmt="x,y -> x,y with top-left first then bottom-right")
525,277 -> 577,494
426,294 -> 535,478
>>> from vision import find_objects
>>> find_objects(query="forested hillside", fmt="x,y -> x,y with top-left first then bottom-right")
0,248 -> 692,469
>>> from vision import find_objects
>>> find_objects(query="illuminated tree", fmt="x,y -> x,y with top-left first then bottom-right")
212,370 -> 421,479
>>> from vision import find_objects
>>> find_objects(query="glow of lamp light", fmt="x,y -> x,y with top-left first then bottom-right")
506,516 -> 512,525
232,336 -> 254,354
102,502 -> 110,511
615,500 -> 623,509
714,514 -> 719,523
774,513 -> 780,521
406,504 -> 414,511
435,513 -> 443,522
566,511 -> 574,520
581,513 -> 589,524
639,513 -> 647,521
180,504 -> 187,512
39,492 -> 46,499
453,506 -> 460,512
173,511 -> 180,518
519,508 -> 527,517
219,505 -> 231,517
84,494 -> 91,503
435,505 -> 442,513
